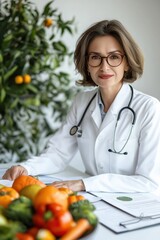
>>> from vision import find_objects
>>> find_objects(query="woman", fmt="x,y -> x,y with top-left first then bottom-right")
3,20 -> 160,193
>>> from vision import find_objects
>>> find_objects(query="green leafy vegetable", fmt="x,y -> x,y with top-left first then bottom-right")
69,199 -> 98,227
4,196 -> 34,227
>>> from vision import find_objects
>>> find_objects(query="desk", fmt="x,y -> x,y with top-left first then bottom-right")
1,163 -> 160,240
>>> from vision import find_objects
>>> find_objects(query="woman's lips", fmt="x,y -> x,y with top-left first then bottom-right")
99,74 -> 114,79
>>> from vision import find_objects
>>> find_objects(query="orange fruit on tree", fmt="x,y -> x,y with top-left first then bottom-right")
44,18 -> 53,27
23,74 -> 31,84
12,175 -> 46,192
0,187 -> 19,208
34,185 -> 68,211
15,75 -> 23,84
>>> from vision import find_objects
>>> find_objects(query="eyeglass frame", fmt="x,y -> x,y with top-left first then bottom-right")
119,213 -> 160,228
87,51 -> 125,68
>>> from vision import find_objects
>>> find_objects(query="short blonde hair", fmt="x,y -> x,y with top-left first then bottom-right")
74,20 -> 144,86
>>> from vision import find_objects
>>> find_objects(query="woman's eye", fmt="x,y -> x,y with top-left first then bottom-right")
91,55 -> 100,60
110,54 -> 120,60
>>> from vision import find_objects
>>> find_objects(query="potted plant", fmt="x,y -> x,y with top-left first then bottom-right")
0,0 -> 76,163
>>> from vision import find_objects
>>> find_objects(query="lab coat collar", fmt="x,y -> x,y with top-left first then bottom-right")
110,83 -> 132,114
91,83 -> 132,129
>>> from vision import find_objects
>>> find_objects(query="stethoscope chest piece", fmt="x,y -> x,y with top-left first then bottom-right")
70,126 -> 78,136
70,126 -> 82,137
69,92 -> 97,137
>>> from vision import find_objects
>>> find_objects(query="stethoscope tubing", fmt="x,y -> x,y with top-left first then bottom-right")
109,85 -> 136,154
117,106 -> 136,124
69,85 -> 136,155
69,92 -> 97,136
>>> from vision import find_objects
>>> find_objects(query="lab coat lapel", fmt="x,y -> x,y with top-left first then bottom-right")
99,83 -> 131,132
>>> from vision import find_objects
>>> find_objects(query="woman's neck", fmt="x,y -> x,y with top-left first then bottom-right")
99,83 -> 122,112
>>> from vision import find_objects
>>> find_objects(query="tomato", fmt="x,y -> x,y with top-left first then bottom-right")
68,195 -> 77,205
0,187 -> 19,208
68,194 -> 85,206
77,195 -> 85,201
16,232 -> 34,240
34,186 -> 68,211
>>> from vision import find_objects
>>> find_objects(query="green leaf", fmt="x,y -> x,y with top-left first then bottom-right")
10,98 -> 19,109
0,88 -> 6,103
53,41 -> 67,54
3,65 -> 18,81
23,96 -> 41,107
3,34 -> 13,43
42,0 -> 56,16
6,115 -> 13,127
0,53 -> 3,63
26,84 -> 38,94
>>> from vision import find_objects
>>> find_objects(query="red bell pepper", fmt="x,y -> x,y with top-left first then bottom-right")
33,203 -> 74,237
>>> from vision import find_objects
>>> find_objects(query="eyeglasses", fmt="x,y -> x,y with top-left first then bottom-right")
88,52 -> 125,67
119,213 -> 160,228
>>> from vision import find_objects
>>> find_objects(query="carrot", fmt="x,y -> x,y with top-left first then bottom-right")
60,218 -> 92,240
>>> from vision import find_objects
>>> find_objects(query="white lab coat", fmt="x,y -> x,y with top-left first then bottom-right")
21,83 -> 160,192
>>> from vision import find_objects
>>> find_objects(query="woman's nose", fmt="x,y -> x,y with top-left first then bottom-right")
100,58 -> 110,70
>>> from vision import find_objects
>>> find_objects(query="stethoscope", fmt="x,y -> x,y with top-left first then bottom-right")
70,85 -> 136,155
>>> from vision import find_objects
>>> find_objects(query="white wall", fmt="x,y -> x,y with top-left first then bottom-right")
35,0 -> 160,171
37,0 -> 160,100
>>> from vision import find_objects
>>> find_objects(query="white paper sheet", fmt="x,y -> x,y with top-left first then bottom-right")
94,203 -> 160,233
90,191 -> 160,217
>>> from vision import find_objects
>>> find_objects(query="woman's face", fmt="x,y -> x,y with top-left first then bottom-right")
87,35 -> 128,90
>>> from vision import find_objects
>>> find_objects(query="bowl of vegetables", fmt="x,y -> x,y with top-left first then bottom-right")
0,175 -> 98,240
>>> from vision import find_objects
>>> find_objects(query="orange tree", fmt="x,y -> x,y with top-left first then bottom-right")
0,0 -> 76,163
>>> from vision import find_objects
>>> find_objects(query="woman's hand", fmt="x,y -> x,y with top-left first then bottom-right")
51,179 -> 85,192
2,165 -> 28,180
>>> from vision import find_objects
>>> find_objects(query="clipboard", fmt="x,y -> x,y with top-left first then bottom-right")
91,191 -> 160,233
94,200 -> 160,233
